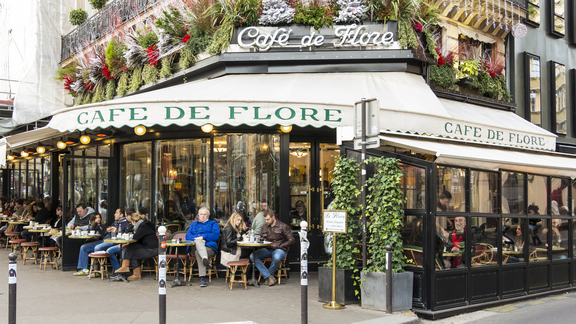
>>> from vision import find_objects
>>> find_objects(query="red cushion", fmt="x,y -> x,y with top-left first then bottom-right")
21,242 -> 39,247
9,239 -> 26,243
89,253 -> 110,257
38,247 -> 59,251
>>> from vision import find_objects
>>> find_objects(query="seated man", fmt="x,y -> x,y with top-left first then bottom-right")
21,202 -> 51,241
251,199 -> 267,236
185,206 -> 220,288
251,209 -> 295,286
68,204 -> 96,231
74,207 -> 129,276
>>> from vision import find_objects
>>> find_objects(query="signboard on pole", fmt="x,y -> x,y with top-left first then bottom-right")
322,210 -> 348,233
354,98 -> 380,150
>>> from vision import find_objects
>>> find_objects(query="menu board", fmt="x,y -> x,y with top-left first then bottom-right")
322,210 -> 347,233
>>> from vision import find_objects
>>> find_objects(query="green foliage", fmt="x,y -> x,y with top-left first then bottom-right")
142,64 -> 159,84
294,5 -> 334,30
179,47 -> 196,69
364,157 -> 406,274
397,19 -> 417,49
69,9 -> 88,26
78,92 -> 92,105
88,0 -> 108,10
105,39 -> 127,78
430,64 -> 456,89
116,72 -> 130,97
138,32 -> 159,49
325,157 -> 361,270
55,65 -> 76,81
423,29 -> 438,59
187,25 -> 213,55
156,8 -> 188,39
91,84 -> 105,103
159,57 -> 173,79
206,0 -> 260,54
473,71 -> 512,101
128,67 -> 142,93
457,59 -> 479,79
105,79 -> 116,100
207,24 -> 234,55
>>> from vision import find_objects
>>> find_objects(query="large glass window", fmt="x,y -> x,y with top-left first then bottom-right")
436,166 -> 465,213
436,216 -> 468,270
214,134 -> 280,226
502,171 -> 524,214
121,142 -> 152,217
155,139 -> 209,227
525,53 -> 541,126
503,218 -> 526,264
470,216 -> 498,267
529,218 -> 547,261
551,0 -> 565,35
527,174 -> 548,215
403,215 -> 426,267
551,178 -> 570,215
470,170 -> 498,213
551,62 -> 567,134
527,0 -> 541,25
41,157 -> 51,209
400,163 -> 425,210
548,218 -> 569,259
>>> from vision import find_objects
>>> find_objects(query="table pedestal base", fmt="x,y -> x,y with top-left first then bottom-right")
247,278 -> 260,287
171,277 -> 189,288
109,274 -> 129,283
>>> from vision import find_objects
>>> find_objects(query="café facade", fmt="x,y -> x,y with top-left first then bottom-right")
2,21 -> 576,318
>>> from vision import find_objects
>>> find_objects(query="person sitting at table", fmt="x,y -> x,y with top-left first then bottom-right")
507,225 -> 525,263
250,209 -> 295,286
221,212 -> 249,268
72,213 -> 107,276
93,207 -> 130,275
50,206 -> 63,247
290,200 -> 307,225
67,204 -> 97,231
449,216 -> 466,268
186,206 -> 220,288
115,213 -> 158,280
12,199 -> 25,218
251,199 -> 267,236
20,202 -> 51,241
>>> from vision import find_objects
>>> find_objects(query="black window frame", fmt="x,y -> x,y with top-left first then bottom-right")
526,0 -> 541,27
549,61 -> 567,135
549,0 -> 566,37
524,53 -> 542,126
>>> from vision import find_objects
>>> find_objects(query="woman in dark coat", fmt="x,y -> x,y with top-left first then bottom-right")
115,213 -> 158,280
220,212 -> 249,267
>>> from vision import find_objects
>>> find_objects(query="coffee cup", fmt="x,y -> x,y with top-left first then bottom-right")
89,230 -> 96,235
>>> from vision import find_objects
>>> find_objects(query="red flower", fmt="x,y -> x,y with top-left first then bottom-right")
182,34 -> 190,43
412,20 -> 422,32
102,64 -> 113,80
144,44 -> 159,66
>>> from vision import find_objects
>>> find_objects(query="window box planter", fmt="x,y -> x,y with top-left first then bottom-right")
360,271 -> 414,312
318,267 -> 360,305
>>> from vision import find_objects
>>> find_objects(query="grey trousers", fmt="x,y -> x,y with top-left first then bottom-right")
189,240 -> 216,277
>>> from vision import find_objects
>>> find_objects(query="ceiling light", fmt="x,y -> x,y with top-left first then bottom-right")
57,141 -> 67,149
36,146 -> 46,154
134,125 -> 147,136
201,124 -> 213,133
80,135 -> 91,144
280,125 -> 292,133
21,149 -> 29,157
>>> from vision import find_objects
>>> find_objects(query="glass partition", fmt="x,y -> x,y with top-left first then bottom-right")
503,218 -> 526,264
548,218 -> 569,259
155,139 -> 209,227
551,178 -> 570,215
400,163 -> 425,210
436,215 -> 468,270
527,174 -> 548,215
529,218 -> 547,261
403,215 -> 426,267
121,142 -> 152,217
436,166 -> 465,213
470,216 -> 498,267
470,170 -> 498,213
98,144 -> 111,157
41,157 -> 52,209
502,171 -> 525,214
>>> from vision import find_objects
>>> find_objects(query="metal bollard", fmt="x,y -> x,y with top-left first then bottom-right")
8,253 -> 17,324
385,245 -> 392,314
157,226 -> 167,324
299,221 -> 309,324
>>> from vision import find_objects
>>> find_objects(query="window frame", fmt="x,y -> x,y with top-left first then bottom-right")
524,53 -> 542,126
525,0 -> 541,27
549,60 -> 567,135
549,0 -> 565,37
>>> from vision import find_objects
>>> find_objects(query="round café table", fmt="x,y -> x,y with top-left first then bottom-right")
9,221 -> 26,225
165,240 -> 195,288
29,228 -> 51,247
103,238 -> 137,282
69,234 -> 102,239
237,241 -> 272,288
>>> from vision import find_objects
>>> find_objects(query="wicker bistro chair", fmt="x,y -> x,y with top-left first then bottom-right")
258,247 -> 289,284
89,253 -> 110,280
166,231 -> 189,281
38,247 -> 59,270
5,232 -> 21,251
471,243 -> 495,266
20,241 -> 40,265
139,230 -> 172,280
227,259 -> 250,290
188,238 -> 219,282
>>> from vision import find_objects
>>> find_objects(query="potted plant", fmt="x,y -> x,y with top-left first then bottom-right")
430,48 -> 456,89
360,157 -> 413,312
89,0 -> 108,10
69,9 -> 88,26
318,156 -> 361,305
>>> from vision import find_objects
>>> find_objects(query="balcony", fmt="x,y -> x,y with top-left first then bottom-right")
436,0 -> 527,38
61,0 -> 169,62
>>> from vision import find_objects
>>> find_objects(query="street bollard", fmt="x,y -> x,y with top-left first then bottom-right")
8,253 -> 17,324
157,226 -> 167,324
299,221 -> 309,324
385,245 -> 392,314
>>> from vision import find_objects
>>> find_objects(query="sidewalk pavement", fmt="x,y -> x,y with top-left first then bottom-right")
0,254 -> 420,324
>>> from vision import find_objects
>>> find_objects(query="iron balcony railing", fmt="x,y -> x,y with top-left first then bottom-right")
61,0 -> 167,62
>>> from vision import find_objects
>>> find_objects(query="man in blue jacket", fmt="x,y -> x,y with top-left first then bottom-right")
186,206 -> 220,287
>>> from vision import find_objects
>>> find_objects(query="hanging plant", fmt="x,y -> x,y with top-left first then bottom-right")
88,0 -> 108,10
116,72 -> 130,97
206,0 -> 262,54
142,64 -> 159,85
179,46 -> 196,69
294,1 -> 335,30
128,67 -> 143,92
364,157 -> 406,274
105,39 -> 127,78
105,79 -> 116,100
159,57 -> 173,79
70,9 -> 88,26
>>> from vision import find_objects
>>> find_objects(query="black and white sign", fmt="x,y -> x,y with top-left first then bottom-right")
322,210 -> 348,233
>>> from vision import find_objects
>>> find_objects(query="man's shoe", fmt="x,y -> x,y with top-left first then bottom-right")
199,277 -> 207,287
267,276 -> 277,287
89,273 -> 101,278
202,257 -> 212,269
73,269 -> 89,276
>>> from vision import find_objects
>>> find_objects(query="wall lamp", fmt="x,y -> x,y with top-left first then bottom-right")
201,124 -> 213,133
134,125 -> 147,136
280,125 -> 292,133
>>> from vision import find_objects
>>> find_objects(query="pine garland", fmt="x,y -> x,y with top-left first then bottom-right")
116,72 -> 130,97
179,46 -> 196,69
128,67 -> 142,93
105,79 -> 116,100
159,57 -> 173,79
142,64 -> 159,84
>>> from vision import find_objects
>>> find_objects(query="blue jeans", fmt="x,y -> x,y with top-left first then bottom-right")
250,248 -> 286,279
77,240 -> 103,270
104,244 -> 122,271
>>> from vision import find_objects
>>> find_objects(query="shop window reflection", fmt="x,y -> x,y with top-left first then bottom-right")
551,178 -> 570,215
435,216 -> 468,270
470,171 -> 498,213
469,217 -> 498,267
399,163 -> 425,210
436,166 -> 465,213
545,218 -> 569,259
120,142 -> 152,219
403,215 -> 425,267
527,174 -> 548,216
502,171 -> 525,214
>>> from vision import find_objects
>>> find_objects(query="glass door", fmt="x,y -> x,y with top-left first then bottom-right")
289,142 -> 339,261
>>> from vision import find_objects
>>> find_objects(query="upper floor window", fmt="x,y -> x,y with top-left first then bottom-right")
527,0 -> 541,26
524,53 -> 541,127
550,0 -> 565,36
550,61 -> 567,135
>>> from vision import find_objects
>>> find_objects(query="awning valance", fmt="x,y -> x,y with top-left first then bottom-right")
47,72 -> 444,132
379,135 -> 576,178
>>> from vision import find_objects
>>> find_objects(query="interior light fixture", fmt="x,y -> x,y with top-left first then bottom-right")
21,148 -> 29,157
280,125 -> 292,133
37,146 -> 46,154
134,125 -> 147,136
57,140 -> 67,149
201,124 -> 213,133
80,134 -> 91,144
7,154 -> 14,160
